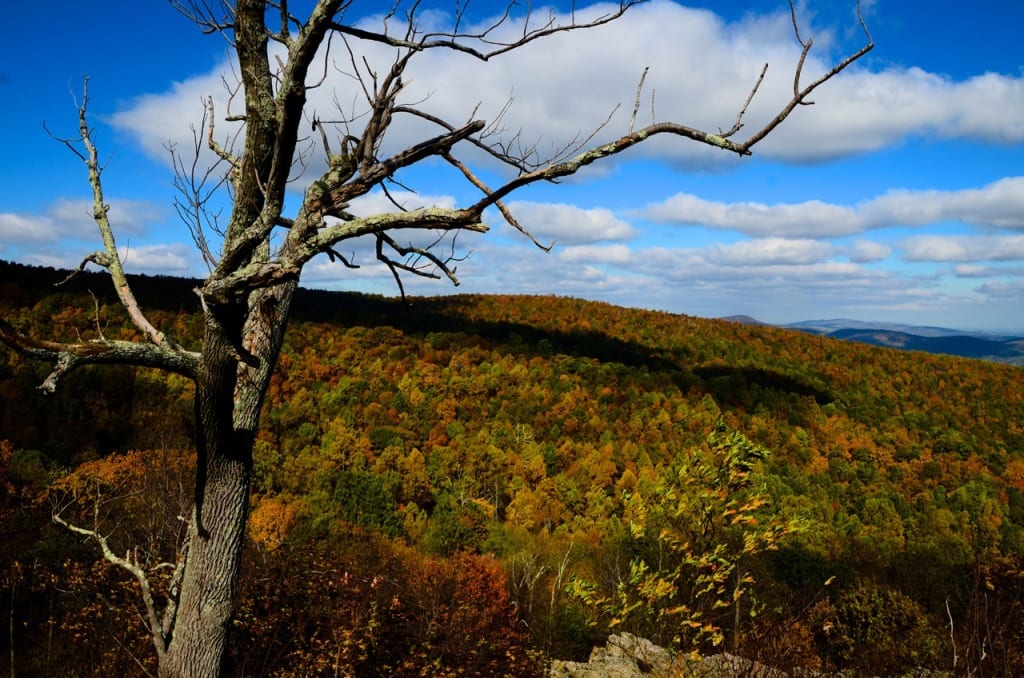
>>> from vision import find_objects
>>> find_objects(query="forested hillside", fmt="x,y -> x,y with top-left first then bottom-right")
2,261 -> 1022,676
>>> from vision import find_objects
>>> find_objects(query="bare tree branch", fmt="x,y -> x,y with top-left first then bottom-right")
742,1 -> 873,148
630,66 -> 650,134
720,63 -> 768,139
202,0 -> 872,303
442,151 -> 553,251
0,317 -> 198,393
168,100 -> 233,270
169,0 -> 234,36
47,81 -> 195,361
329,1 -> 642,61
52,507 -> 170,661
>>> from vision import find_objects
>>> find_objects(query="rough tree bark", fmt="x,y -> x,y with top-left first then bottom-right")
0,1 -> 871,675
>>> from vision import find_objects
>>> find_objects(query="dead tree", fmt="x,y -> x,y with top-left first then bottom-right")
0,1 -> 871,675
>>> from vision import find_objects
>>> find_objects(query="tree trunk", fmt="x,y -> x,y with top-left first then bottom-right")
160,443 -> 250,677
159,283 -> 295,677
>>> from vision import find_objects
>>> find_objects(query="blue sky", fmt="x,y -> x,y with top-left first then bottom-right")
2,1 -> 1023,333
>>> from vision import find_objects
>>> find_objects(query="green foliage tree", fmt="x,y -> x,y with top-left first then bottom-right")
570,424 -> 793,652
331,469 -> 404,537
807,582 -> 942,674
424,491 -> 490,556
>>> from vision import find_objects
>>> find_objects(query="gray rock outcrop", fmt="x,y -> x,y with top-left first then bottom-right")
548,634 -> 795,677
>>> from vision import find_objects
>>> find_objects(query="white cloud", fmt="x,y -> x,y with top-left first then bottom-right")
976,278 -> 1024,298
953,264 -> 992,278
0,212 -> 49,243
644,247 -> 868,282
640,194 -> 860,237
640,176 -> 1024,237
537,238 -> 935,321
846,240 -> 891,263
22,252 -> 79,270
347,191 -> 457,216
301,255 -> 392,284
506,202 -> 635,244
942,72 -> 1024,144
863,177 -> 1024,230
707,238 -> 833,266
110,69 -> 241,165
107,2 -> 1024,179
118,244 -> 194,275
559,244 -> 635,264
112,1 -> 1024,175
13,242 -> 191,277
53,2 -> 1023,333
901,235 -> 1024,263
319,232 -> 1021,331
901,237 -> 970,262
0,198 -> 163,244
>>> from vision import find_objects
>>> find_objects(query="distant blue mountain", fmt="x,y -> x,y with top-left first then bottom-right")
721,316 -> 1024,365
782,318 -> 1014,340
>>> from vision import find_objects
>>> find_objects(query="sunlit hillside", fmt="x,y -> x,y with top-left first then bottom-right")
2,260 -> 1022,676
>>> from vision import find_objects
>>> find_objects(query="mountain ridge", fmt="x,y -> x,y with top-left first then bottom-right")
2,260 -> 1020,364
722,314 -> 1024,364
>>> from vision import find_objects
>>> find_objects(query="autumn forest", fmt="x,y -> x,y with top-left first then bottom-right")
1,260 -> 1022,676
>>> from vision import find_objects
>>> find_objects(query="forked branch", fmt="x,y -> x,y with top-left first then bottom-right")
0,317 -> 198,393
57,82 -> 183,352
298,1 -> 872,264
329,1 -> 642,61
741,0 -> 873,149
0,82 -> 199,391
52,507 -> 171,661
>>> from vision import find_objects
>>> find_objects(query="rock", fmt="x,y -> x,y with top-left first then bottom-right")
549,633 -> 692,677
548,635 -> 784,677
549,635 -> 957,678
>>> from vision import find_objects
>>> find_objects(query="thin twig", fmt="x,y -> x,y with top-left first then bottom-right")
630,67 -> 650,134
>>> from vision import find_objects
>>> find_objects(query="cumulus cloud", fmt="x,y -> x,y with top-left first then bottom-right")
300,256 -> 394,285
534,238 -> 932,321
976,278 -> 1024,298
846,240 -> 891,263
953,264 -> 993,278
640,195 -> 860,237
559,244 -> 635,263
901,235 -> 1024,262
506,202 -> 635,244
297,228 -> 1020,330
640,176 -> 1024,237
0,212 -> 48,243
64,2 -> 1023,332
110,69 -> 240,165
15,242 -> 193,276
347,191 -> 457,216
0,198 -> 162,244
643,246 -> 869,283
107,2 -> 1024,174
757,67 -> 1024,160
863,177 -> 1024,230
706,238 -> 833,266
118,243 -> 195,275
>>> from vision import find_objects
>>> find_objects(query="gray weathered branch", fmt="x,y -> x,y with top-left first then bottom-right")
69,81 -> 188,355
52,508 -> 171,660
0,317 -> 198,393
